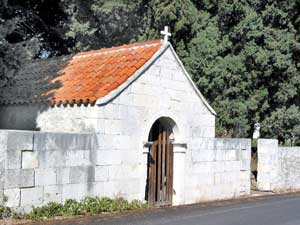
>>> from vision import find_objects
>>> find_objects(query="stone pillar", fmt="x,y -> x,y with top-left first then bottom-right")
257,139 -> 279,191
172,144 -> 186,206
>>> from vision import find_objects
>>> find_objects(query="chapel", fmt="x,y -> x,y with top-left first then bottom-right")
0,28 -> 220,206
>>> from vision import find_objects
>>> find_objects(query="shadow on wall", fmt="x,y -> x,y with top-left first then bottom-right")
0,55 -> 73,131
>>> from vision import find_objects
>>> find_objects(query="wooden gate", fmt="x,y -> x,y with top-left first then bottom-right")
148,129 -> 173,206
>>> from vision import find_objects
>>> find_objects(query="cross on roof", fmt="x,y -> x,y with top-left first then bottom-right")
161,26 -> 171,44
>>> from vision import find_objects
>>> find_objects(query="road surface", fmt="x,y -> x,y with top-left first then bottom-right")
33,193 -> 300,225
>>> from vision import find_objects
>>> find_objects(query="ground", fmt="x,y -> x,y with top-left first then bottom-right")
10,192 -> 300,225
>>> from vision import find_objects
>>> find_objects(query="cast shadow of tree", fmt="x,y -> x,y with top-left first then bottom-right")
0,54 -> 75,130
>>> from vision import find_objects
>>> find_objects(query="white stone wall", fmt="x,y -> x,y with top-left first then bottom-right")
257,139 -> 300,191
0,130 -> 144,212
183,138 -> 251,204
0,130 -> 251,212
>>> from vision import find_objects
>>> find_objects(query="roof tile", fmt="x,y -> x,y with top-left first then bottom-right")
0,40 -> 162,105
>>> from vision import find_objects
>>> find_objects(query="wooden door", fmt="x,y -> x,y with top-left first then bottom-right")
148,129 -> 173,206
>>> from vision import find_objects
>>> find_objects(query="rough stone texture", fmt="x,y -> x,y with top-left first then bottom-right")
184,138 -> 251,204
279,147 -> 300,190
4,188 -> 20,207
257,139 -> 300,192
22,151 -> 39,169
0,129 -> 251,211
35,168 -> 57,186
5,169 -> 35,188
20,187 -> 43,206
43,185 -> 62,204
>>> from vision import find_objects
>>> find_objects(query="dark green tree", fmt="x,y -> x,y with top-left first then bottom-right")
0,0 -> 299,144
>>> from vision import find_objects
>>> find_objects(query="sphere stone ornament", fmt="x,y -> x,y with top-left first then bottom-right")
253,123 -> 261,139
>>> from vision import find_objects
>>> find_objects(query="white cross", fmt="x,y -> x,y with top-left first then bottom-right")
161,26 -> 171,44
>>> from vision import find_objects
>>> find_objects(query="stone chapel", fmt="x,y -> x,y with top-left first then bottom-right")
0,30 -> 251,208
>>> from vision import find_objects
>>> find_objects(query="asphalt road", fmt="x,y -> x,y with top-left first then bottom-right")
35,193 -> 300,225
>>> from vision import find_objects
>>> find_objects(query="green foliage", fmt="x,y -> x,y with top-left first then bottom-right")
1,0 -> 300,144
0,205 -> 12,219
28,197 -> 147,220
29,202 -> 64,219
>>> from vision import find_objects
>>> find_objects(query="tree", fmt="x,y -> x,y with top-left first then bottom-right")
0,0 -> 299,144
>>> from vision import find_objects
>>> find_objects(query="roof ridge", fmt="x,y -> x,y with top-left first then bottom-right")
73,41 -> 161,60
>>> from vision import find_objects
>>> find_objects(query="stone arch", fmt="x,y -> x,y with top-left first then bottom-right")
142,111 -> 184,146
148,117 -> 178,142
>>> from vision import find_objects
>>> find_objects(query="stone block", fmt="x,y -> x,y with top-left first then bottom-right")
104,119 -> 123,135
240,159 -> 250,171
257,139 -> 278,153
4,188 -> 20,207
21,151 -> 39,169
69,166 -> 95,184
56,167 -> 70,184
241,148 -> 251,160
43,185 -> 62,204
103,104 -> 115,119
191,150 -> 215,162
95,166 -> 109,182
0,170 -> 4,188
240,170 -> 250,181
214,172 -> 239,185
62,183 -> 88,201
90,182 -> 105,197
34,132 -> 99,151
35,168 -> 57,186
191,138 -> 214,150
66,150 -> 91,167
103,179 -> 140,198
0,132 -> 7,151
20,187 -> 43,206
0,151 -> 5,171
96,150 -> 138,166
215,150 -> 225,161
223,161 -> 240,172
212,161 -> 225,173
224,150 -> 238,161
192,162 -> 213,173
192,126 -> 215,138
188,173 -> 214,186
6,150 -> 22,169
38,151 -> 66,168
108,164 -> 141,181
5,169 -> 35,188
6,131 -> 33,151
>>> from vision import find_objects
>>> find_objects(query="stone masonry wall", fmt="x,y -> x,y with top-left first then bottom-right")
184,138 -> 251,204
257,139 -> 300,191
0,130 -> 251,211
0,130 -> 143,212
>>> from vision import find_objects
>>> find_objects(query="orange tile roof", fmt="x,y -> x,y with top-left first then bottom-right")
48,40 -> 162,105
0,40 -> 162,106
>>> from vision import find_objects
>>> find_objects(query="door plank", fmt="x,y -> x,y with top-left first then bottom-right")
157,129 -> 162,204
161,130 -> 166,204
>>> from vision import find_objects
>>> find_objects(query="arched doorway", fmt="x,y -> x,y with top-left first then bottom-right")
146,117 -> 175,206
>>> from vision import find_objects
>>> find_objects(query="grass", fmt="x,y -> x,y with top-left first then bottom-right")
0,197 -> 148,221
